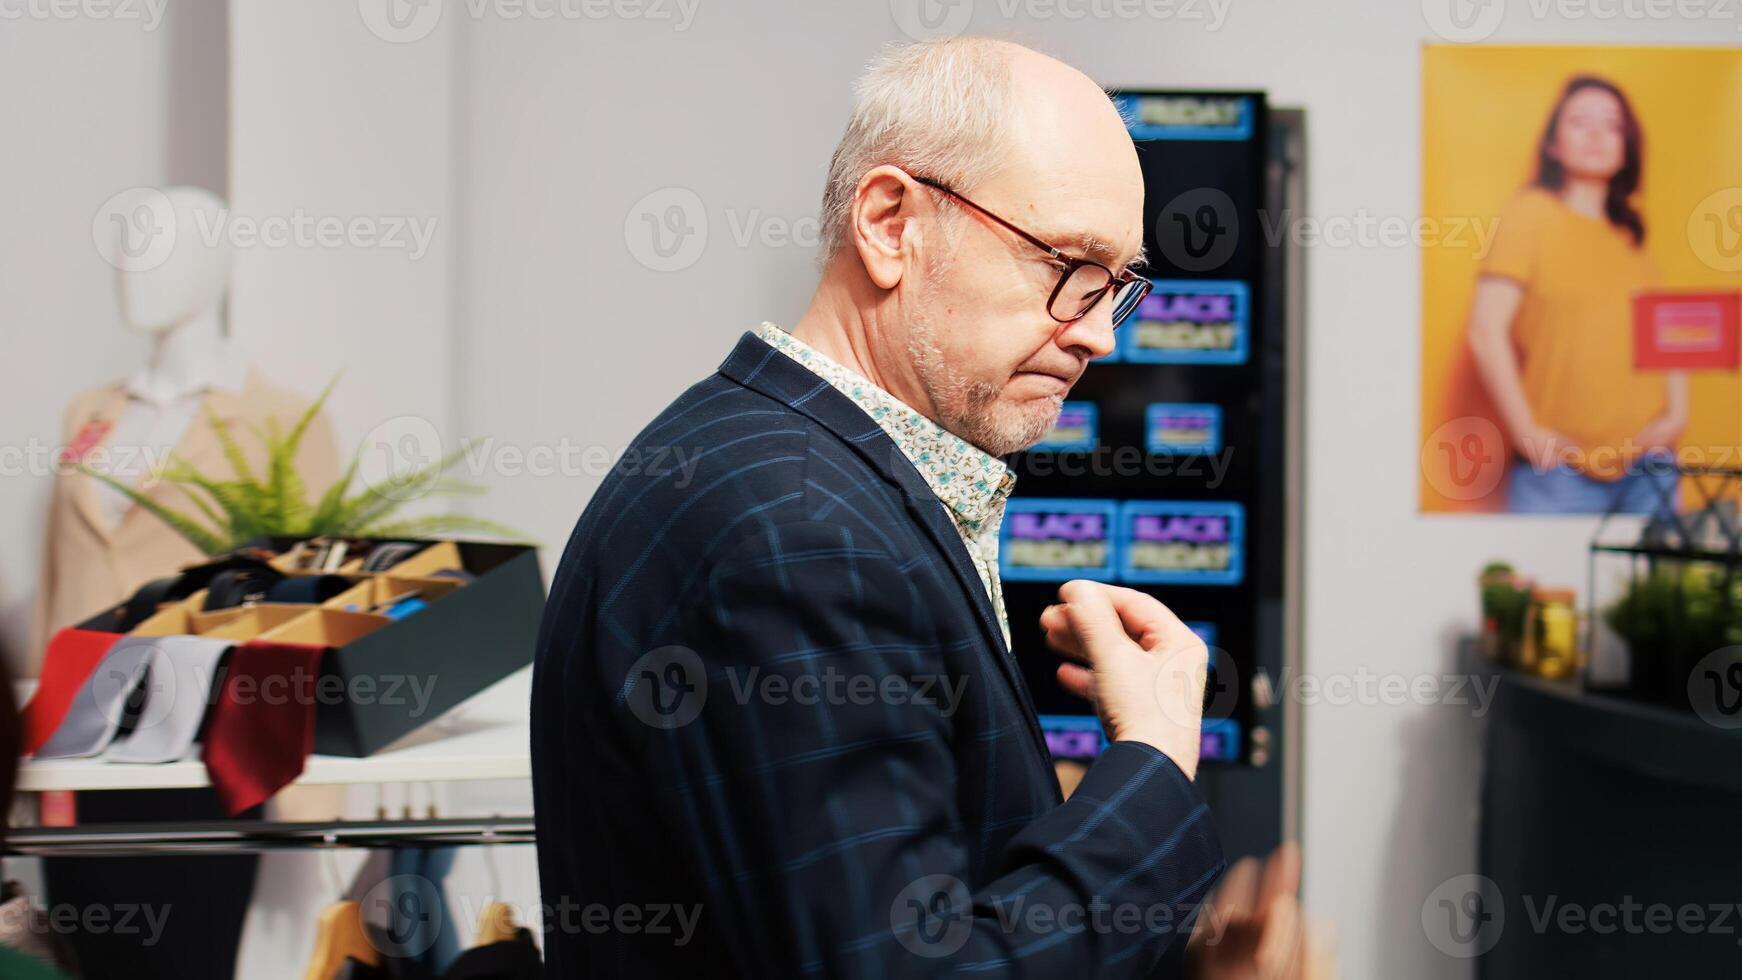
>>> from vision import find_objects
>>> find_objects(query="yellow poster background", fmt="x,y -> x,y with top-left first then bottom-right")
1420,44 -> 1742,513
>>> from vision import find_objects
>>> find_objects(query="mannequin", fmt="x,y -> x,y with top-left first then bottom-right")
96,187 -> 244,530
30,186 -> 340,670
34,187 -> 345,979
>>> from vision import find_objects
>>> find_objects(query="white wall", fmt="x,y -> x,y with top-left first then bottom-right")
451,4 -> 1736,978
4,2 -> 1734,976
0,1 -> 190,667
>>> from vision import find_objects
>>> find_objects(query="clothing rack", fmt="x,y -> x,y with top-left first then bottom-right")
5,815 -> 535,856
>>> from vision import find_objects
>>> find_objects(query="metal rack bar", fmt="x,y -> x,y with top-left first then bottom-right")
4,815 -> 535,856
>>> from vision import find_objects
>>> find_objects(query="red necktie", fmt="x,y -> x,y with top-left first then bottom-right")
23,629 -> 123,755
200,640 -> 326,815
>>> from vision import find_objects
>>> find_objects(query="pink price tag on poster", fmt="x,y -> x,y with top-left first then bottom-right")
1632,290 -> 1740,370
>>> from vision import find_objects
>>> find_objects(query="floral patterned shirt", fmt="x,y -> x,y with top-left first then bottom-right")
753,322 -> 1016,649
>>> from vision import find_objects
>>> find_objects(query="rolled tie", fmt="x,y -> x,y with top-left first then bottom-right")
34,636 -> 159,759
200,640 -> 327,815
105,636 -> 234,764
22,628 -> 123,754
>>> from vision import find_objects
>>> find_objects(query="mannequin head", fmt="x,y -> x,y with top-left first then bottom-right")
109,186 -> 234,335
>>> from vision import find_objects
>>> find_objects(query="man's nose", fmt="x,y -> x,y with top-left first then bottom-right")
1055,303 -> 1118,360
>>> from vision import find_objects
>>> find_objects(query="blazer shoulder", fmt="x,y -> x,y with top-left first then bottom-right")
591,372 -> 900,562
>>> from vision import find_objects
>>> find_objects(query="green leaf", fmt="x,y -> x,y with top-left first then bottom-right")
206,409 -> 259,486
332,443 -> 472,533
76,464 -> 229,555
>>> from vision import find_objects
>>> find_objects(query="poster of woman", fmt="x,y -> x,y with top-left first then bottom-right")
1419,45 -> 1742,514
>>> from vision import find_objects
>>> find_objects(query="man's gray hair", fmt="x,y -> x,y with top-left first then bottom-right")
818,38 -> 1019,264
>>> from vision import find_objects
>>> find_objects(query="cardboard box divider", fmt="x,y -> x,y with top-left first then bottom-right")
377,541 -> 462,578
256,608 -> 391,647
199,604 -> 317,642
66,537 -> 543,757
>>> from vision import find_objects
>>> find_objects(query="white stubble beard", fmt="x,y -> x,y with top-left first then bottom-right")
906,303 -> 1064,457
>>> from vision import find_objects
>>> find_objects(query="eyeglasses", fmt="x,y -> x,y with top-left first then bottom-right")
912,175 -> 1152,328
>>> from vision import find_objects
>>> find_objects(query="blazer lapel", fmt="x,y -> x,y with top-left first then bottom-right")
718,331 -> 1055,770
66,387 -> 129,544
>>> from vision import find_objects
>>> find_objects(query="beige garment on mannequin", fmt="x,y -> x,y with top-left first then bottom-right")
29,367 -> 342,674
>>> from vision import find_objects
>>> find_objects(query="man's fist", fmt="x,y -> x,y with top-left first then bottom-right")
1039,580 -> 1207,780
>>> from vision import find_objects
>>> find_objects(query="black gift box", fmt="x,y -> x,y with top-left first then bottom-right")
75,537 -> 545,758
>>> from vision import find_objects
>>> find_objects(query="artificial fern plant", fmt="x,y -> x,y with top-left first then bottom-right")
81,376 -> 525,555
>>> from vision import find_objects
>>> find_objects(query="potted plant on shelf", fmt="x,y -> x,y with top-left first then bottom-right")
79,378 -> 524,555
1478,561 -> 1532,665
1602,562 -> 1742,708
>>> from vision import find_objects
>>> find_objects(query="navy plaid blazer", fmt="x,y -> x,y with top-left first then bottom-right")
531,331 -> 1225,977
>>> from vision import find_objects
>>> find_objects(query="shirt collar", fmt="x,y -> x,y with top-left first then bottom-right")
752,322 -> 1015,532
123,343 -> 246,407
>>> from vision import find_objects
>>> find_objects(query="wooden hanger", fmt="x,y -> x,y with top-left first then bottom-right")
474,901 -> 519,947
302,900 -> 380,980
473,830 -> 518,947
304,850 -> 381,980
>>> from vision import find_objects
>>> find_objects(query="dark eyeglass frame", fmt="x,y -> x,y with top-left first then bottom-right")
911,174 -> 1152,328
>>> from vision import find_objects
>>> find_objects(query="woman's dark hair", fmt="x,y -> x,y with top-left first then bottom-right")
1533,74 -> 1645,247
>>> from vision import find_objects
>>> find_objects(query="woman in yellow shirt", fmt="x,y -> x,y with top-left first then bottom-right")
1467,75 -> 1686,514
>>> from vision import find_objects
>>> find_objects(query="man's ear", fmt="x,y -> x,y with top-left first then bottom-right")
849,166 -> 920,291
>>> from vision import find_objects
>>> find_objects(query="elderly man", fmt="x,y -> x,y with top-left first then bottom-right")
532,37 -> 1299,977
